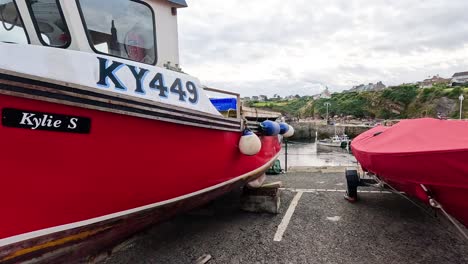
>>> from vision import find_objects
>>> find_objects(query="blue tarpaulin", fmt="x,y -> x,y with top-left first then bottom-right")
210,98 -> 237,111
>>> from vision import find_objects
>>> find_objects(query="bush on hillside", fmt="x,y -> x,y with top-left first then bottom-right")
382,85 -> 418,105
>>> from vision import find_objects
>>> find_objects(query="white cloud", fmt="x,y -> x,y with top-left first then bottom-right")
177,0 -> 468,97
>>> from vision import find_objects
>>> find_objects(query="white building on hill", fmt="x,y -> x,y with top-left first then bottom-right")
312,87 -> 331,100
452,72 -> 468,86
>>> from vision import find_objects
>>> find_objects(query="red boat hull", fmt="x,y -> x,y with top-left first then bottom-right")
0,91 -> 281,262
352,119 -> 468,227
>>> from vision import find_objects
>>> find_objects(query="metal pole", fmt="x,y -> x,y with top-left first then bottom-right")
461,100 -> 463,120
284,139 -> 288,172
324,102 -> 331,124
459,94 -> 464,120
326,104 -> 329,122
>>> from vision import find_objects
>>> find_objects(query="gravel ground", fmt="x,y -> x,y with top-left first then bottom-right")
101,170 -> 468,264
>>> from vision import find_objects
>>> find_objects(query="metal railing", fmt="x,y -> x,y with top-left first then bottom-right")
203,86 -> 241,119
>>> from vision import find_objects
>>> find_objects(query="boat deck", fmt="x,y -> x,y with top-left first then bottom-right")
98,169 -> 467,264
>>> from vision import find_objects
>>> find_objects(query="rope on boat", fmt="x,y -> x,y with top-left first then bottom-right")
361,168 -> 468,240
438,206 -> 468,240
370,175 -> 435,218
421,184 -> 468,241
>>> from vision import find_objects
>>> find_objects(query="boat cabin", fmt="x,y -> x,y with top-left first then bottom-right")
0,0 -> 187,71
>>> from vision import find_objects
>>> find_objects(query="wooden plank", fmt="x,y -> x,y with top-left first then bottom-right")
261,181 -> 283,189
242,106 -> 281,119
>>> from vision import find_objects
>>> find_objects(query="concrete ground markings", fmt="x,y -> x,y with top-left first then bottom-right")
101,171 -> 468,264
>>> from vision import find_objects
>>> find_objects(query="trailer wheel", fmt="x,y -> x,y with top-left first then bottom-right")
345,169 -> 359,202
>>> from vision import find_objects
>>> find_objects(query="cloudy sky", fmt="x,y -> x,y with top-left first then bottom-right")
177,0 -> 468,97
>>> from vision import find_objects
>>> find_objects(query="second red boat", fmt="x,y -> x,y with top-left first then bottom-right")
351,118 -> 468,228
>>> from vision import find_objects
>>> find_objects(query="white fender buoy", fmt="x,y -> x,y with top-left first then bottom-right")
247,173 -> 267,188
239,130 -> 262,156
283,125 -> 295,138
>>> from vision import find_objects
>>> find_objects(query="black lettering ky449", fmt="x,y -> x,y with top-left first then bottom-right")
97,58 -> 198,104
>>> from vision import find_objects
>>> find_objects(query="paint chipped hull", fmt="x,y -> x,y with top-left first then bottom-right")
0,88 -> 281,263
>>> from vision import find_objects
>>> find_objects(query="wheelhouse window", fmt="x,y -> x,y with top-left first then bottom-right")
77,0 -> 156,65
26,0 -> 70,47
0,0 -> 28,44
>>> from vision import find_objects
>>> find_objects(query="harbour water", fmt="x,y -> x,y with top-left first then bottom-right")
278,140 -> 357,167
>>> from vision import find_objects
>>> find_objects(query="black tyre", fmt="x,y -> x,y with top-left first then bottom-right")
345,169 -> 360,202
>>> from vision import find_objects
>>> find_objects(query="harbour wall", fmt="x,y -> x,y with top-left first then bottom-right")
290,121 -> 371,140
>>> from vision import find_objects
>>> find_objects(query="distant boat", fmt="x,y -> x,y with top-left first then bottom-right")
317,134 -> 351,148
351,118 -> 468,228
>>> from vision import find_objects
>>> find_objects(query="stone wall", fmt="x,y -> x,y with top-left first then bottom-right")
290,121 -> 371,140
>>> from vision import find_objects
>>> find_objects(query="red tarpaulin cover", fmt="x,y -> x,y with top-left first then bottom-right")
353,118 -> 468,154
352,118 -> 468,227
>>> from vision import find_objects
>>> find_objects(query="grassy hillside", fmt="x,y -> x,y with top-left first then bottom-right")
247,84 -> 468,119
248,97 -> 311,116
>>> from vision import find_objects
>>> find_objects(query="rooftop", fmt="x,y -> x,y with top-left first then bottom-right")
167,0 -> 188,7
452,71 -> 468,77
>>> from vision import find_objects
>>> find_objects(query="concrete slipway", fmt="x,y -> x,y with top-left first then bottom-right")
99,168 -> 468,264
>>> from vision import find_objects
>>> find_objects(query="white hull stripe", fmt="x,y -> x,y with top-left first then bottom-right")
0,153 -> 280,247
281,188 -> 393,194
